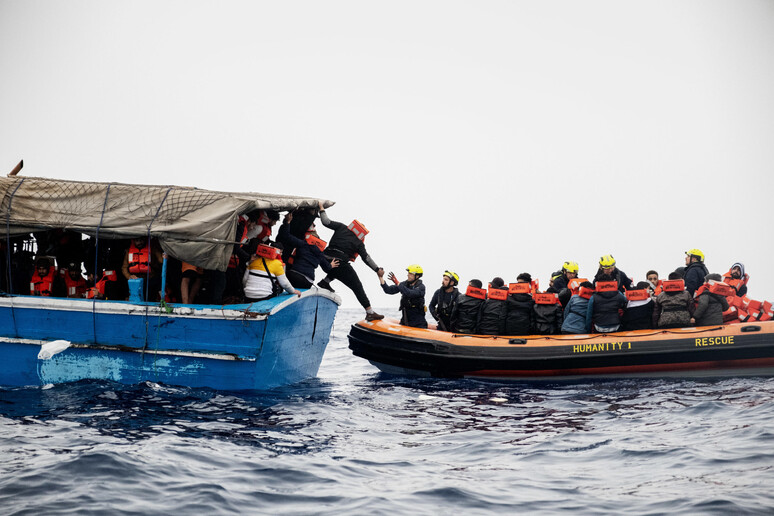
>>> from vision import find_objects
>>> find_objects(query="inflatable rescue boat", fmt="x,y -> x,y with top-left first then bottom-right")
348,319 -> 774,380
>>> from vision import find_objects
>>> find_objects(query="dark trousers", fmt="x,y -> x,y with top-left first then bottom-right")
327,261 -> 370,308
287,269 -> 313,289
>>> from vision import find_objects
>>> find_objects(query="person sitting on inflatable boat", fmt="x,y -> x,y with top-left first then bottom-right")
450,279 -> 486,334
652,272 -> 694,328
692,273 -> 730,326
477,277 -> 509,335
723,263 -> 749,297
505,273 -> 535,336
588,274 -> 628,333
378,264 -> 427,328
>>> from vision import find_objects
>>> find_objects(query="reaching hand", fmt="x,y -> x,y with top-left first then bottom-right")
387,271 -> 399,285
376,267 -> 385,279
284,212 -> 293,224
330,258 -> 340,269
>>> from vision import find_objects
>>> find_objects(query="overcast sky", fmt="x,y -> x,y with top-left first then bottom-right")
2,1 -> 773,309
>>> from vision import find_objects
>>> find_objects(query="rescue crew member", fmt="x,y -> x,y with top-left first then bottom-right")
63,262 -> 88,298
683,249 -> 709,297
317,202 -> 383,321
428,270 -> 460,331
594,254 -> 633,292
723,262 -> 748,297
450,279 -> 486,334
378,264 -> 427,328
121,237 -> 164,301
552,261 -> 579,307
30,257 -> 65,297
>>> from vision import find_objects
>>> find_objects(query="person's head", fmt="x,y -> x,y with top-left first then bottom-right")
406,264 -> 423,282
562,261 -> 579,278
550,271 -> 562,286
580,281 -> 594,289
685,248 -> 704,265
646,270 -> 659,284
442,270 -> 459,289
263,210 -> 280,227
731,262 -> 745,279
132,237 -> 146,249
598,273 -> 613,282
35,257 -> 51,276
490,277 -> 504,288
516,272 -> 532,283
668,272 -> 682,280
599,254 -> 616,274
705,273 -> 722,283
673,267 -> 685,278
67,262 -> 81,279
635,281 -> 650,290
469,279 -> 483,289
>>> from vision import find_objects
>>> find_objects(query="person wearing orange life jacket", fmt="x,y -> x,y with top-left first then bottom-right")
652,272 -> 694,328
532,288 -> 563,335
594,255 -> 633,292
693,273 -> 730,326
621,282 -> 654,331
87,269 -> 119,299
476,277 -> 509,335
122,237 -> 164,301
646,270 -> 662,296
588,273 -> 628,333
63,262 -> 88,298
180,261 -> 203,304
277,212 -> 339,289
561,281 -> 595,334
505,273 -> 535,336
723,262 -> 748,297
30,257 -> 65,297
450,279 -> 486,334
243,242 -> 300,302
316,202 -> 384,321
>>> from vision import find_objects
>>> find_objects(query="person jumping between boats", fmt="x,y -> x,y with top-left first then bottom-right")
378,265 -> 428,328
428,270 -> 460,331
594,254 -> 633,292
243,243 -> 301,302
277,212 -> 339,289
316,202 -> 383,321
450,279 -> 486,334
683,249 -> 709,297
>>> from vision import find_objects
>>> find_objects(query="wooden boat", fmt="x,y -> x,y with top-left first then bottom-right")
0,173 -> 340,390
348,318 -> 774,380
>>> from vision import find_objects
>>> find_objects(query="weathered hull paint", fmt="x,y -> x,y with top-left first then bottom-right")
0,289 -> 339,390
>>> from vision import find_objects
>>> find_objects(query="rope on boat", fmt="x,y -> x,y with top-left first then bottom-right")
449,325 -> 728,343
4,177 -> 25,338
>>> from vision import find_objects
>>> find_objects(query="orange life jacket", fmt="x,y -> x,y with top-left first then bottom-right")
30,267 -> 57,296
255,244 -> 283,262
87,270 -> 118,299
661,279 -> 685,292
534,292 -> 560,305
595,281 -> 618,293
625,289 -> 650,301
694,281 -> 736,298
64,273 -> 87,298
508,282 -> 531,295
722,270 -> 749,295
567,278 -> 589,295
127,244 -> 150,275
287,234 -> 328,265
488,287 -> 508,301
348,220 -> 368,241
466,285 -> 487,300
229,222 -> 250,269
181,261 -> 203,275
578,286 -> 595,299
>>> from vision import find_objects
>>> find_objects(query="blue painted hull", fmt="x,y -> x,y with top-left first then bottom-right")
0,290 -> 340,390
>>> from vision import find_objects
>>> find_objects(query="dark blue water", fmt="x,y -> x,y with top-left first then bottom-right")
2,308 -> 774,515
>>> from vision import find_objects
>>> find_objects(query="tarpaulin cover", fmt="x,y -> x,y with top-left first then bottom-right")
0,176 -> 334,271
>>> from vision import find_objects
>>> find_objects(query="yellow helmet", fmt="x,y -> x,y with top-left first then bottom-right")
562,261 -> 579,274
686,249 -> 705,262
406,264 -> 423,275
599,254 -> 616,268
443,270 -> 459,285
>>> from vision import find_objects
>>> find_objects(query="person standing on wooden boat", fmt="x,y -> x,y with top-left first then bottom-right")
378,265 -> 428,328
63,262 -> 88,298
450,279 -> 486,333
428,270 -> 460,331
122,237 -> 164,301
477,277 -> 509,335
316,202 -> 383,321
588,274 -> 628,333
621,282 -> 654,331
652,272 -> 694,328
30,256 -> 65,297
277,212 -> 339,289
505,273 -> 535,336
594,255 -> 633,292
561,281 -> 594,334
692,273 -> 730,326
723,263 -> 749,297
243,243 -> 301,302
683,249 -> 709,297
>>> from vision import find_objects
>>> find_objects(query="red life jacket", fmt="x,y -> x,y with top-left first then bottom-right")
534,292 -> 560,305
87,270 -> 118,299
127,244 -> 150,275
722,271 -> 749,295
30,267 -> 57,296
64,273 -> 87,298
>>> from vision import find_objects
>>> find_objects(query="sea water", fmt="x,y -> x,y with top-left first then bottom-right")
2,308 -> 774,515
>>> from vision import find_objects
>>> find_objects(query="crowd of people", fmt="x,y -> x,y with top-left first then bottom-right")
4,205 -> 761,340
380,252 -> 759,335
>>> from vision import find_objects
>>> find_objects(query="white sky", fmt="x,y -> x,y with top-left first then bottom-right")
2,1 -> 773,309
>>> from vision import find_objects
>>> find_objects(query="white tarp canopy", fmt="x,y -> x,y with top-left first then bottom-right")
0,176 -> 334,271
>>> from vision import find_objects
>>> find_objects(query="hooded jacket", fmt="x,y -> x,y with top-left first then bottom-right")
504,293 -> 534,336
477,291 -> 508,335
451,294 -> 484,334
532,301 -> 563,335
589,290 -> 627,329
561,294 -> 592,334
693,290 -> 729,326
683,261 -> 709,297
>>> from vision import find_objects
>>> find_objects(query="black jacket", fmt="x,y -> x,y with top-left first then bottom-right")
277,224 -> 332,282
504,293 -> 534,336
594,268 -> 633,292
429,287 -> 460,331
477,293 -> 508,335
451,294 -> 484,334
621,299 -> 654,331
693,291 -> 729,326
590,290 -> 627,328
382,279 -> 427,328
532,302 -> 563,335
684,262 -> 709,296
320,213 -> 377,271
